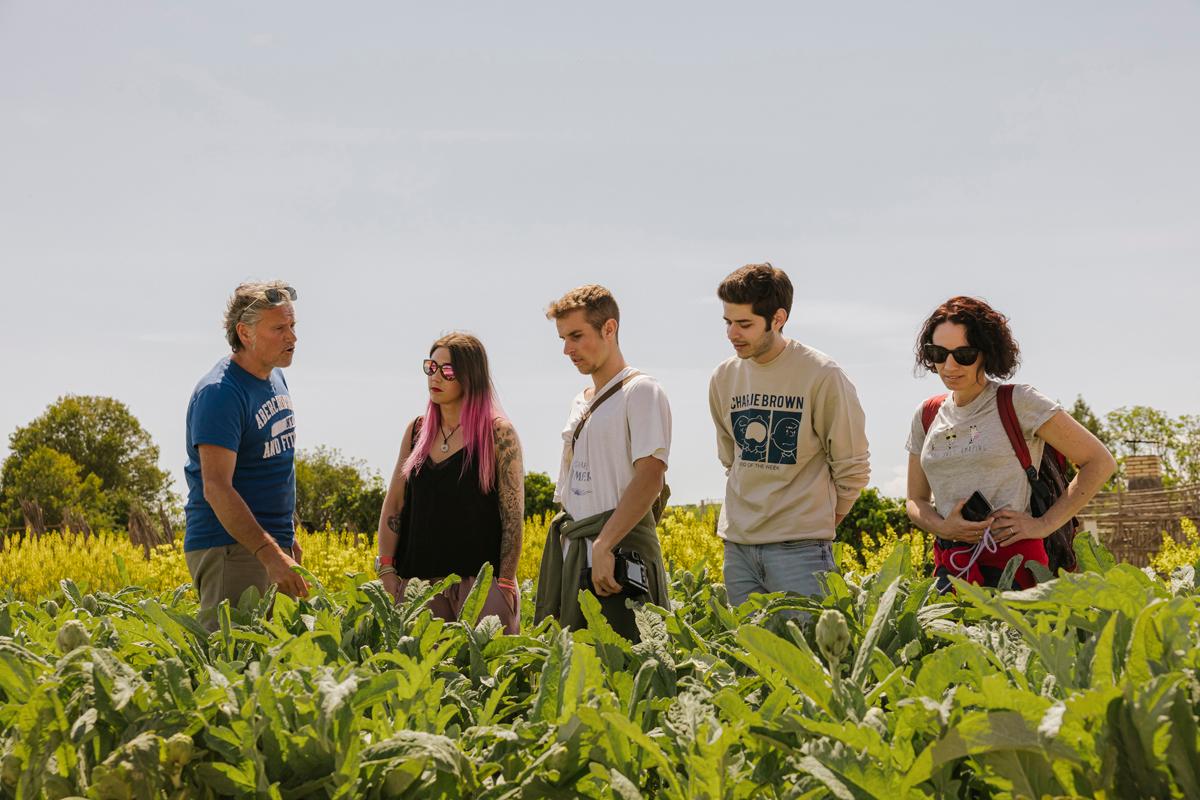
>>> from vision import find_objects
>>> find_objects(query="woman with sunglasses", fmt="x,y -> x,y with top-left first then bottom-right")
905,296 -> 1115,591
375,332 -> 524,632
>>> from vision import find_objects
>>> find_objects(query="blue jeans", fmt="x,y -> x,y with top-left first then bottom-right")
723,539 -> 837,606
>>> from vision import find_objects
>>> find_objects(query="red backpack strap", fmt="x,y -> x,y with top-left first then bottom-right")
996,385 -> 1037,477
921,394 -> 948,433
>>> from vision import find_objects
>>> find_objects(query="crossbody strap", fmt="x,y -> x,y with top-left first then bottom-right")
572,370 -> 641,447
921,394 -> 948,433
996,384 -> 1037,479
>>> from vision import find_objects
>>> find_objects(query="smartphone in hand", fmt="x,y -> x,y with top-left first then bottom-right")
961,490 -> 994,523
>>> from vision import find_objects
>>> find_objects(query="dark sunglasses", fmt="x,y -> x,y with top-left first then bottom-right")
923,343 -> 981,366
422,359 -> 456,381
262,286 -> 298,304
239,285 -> 298,320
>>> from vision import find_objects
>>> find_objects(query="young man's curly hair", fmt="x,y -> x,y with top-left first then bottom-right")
915,296 -> 1021,379
717,263 -> 793,329
545,285 -> 620,336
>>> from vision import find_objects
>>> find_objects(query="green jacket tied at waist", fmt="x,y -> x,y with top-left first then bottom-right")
533,507 -> 669,641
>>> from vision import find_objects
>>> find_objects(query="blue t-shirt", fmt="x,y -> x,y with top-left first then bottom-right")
183,356 -> 297,552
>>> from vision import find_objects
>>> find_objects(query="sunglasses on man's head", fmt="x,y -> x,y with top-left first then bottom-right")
262,286 -> 298,304
422,359 -> 456,381
923,343 -> 981,366
239,286 -> 298,320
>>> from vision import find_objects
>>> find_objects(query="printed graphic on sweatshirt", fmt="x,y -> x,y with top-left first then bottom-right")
731,408 -> 803,465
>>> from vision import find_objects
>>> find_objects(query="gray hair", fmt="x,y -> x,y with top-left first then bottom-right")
223,280 -> 293,352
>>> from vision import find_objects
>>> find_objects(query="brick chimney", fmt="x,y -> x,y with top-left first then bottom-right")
1125,454 -> 1163,491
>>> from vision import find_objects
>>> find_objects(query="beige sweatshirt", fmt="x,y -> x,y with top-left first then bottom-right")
708,339 -> 870,544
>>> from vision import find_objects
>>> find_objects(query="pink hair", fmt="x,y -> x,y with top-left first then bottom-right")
401,333 -> 502,493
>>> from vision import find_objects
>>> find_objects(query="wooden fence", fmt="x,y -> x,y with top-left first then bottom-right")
1079,483 -> 1200,567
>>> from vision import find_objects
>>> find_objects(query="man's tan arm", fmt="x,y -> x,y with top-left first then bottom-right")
198,444 -> 308,598
590,455 -> 667,596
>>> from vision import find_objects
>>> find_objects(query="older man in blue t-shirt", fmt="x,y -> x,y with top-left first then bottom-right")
184,281 -> 308,629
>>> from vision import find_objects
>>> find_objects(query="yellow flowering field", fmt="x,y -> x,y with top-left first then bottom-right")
20,507 -> 1137,601
1149,517 -> 1200,575
0,511 -> 730,600
0,529 -> 376,601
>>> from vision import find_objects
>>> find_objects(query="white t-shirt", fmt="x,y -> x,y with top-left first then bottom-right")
905,381 -> 1060,519
555,367 -> 672,520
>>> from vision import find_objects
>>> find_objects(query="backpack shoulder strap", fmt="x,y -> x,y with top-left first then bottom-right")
996,384 -> 1037,477
572,370 -> 641,447
921,394 -> 948,433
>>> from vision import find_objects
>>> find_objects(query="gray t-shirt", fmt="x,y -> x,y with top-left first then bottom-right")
905,382 -> 1060,519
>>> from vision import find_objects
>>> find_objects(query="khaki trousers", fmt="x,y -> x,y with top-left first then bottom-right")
185,543 -> 269,632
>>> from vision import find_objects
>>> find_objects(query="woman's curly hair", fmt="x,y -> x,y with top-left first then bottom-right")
915,296 -> 1020,380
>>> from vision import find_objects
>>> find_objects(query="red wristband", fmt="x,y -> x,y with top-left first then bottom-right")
497,578 -> 517,589
378,555 -> 394,566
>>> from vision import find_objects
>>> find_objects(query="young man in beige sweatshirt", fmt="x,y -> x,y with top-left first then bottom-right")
708,263 -> 870,606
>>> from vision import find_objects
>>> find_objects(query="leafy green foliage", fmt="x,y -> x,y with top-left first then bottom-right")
295,446 -> 387,533
836,487 -> 912,558
1104,404 -> 1200,487
0,446 -> 111,530
0,395 -> 170,528
524,471 -> 557,521
0,538 -> 1198,798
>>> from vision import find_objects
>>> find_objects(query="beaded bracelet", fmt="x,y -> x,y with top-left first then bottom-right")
496,578 -> 517,589
377,566 -> 397,577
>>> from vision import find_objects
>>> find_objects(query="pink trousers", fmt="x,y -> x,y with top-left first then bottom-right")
399,575 -> 520,634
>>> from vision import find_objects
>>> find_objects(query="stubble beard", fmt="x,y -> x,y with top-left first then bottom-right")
741,332 -> 776,361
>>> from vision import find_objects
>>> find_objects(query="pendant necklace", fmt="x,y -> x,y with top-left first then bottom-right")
439,424 -> 461,453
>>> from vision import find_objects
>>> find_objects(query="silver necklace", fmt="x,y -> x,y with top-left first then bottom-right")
439,424 -> 461,453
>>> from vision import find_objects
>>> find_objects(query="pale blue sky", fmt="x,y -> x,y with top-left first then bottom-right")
2,2 -> 1197,505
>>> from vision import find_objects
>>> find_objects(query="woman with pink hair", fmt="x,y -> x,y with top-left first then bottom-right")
376,332 -> 524,632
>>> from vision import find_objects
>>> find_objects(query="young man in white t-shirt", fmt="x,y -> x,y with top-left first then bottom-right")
708,263 -> 870,606
533,285 -> 672,640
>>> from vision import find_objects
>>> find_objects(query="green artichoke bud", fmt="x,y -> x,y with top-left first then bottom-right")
42,599 -> 60,618
56,619 -> 91,654
81,595 -> 100,615
815,609 -> 850,665
165,733 -> 194,767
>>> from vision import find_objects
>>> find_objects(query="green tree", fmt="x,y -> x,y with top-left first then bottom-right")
1,395 -> 170,527
836,488 -> 912,557
1179,415 -> 1200,486
1066,395 -> 1117,487
1105,405 -> 1187,486
524,471 -> 557,520
2,446 -> 112,530
1068,395 -> 1113,448
294,446 -> 386,532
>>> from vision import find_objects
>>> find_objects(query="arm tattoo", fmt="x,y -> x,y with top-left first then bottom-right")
387,513 -> 402,536
494,420 -> 524,581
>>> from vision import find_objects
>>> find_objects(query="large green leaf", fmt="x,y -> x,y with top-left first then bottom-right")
851,577 -> 901,687
734,625 -> 833,716
458,562 -> 494,628
904,710 -> 1079,791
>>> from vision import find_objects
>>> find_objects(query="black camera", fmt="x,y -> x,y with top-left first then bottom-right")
580,547 -> 650,598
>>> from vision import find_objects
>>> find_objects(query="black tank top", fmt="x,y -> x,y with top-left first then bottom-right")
394,446 -> 503,580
